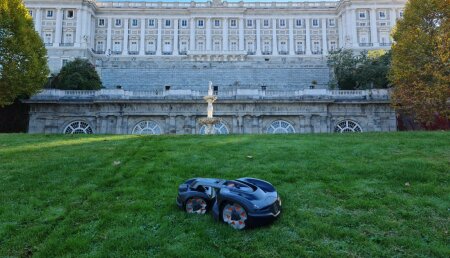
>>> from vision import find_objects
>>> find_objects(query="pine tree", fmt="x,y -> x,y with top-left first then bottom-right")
390,0 -> 450,125
0,0 -> 49,106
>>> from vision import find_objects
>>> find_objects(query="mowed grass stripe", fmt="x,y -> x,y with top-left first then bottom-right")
0,132 -> 448,257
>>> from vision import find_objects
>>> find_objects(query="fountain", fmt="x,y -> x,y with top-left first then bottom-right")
198,81 -> 220,134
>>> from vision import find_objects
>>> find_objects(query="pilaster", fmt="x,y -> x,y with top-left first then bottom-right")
321,18 -> 328,55
239,18 -> 244,51
370,9 -> 379,46
55,8 -> 63,46
390,8 -> 397,34
351,9 -> 358,47
288,18 -> 295,55
157,18 -> 162,55
139,18 -> 145,55
173,19 -> 179,55
206,18 -> 212,51
223,18 -> 228,51
190,18 -> 195,51
106,17 -> 112,53
35,8 -> 42,37
305,18 -> 312,55
122,18 -> 129,55
75,8 -> 82,47
256,19 -> 261,55
272,18 -> 278,55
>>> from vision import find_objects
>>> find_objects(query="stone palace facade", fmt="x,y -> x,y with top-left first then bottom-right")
24,0 -> 406,135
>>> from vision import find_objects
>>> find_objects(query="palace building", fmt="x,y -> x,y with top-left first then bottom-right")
23,0 -> 406,135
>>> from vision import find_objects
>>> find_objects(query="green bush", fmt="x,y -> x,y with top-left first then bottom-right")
50,58 -> 102,90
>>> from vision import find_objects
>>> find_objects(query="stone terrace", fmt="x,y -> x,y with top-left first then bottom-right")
98,60 -> 331,91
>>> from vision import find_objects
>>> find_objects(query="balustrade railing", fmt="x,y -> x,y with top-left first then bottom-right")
32,89 -> 390,101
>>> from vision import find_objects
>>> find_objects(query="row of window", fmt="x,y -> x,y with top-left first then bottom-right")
63,120 -> 363,135
97,18 -> 337,29
357,9 -> 404,19
95,39 -> 337,54
30,9 -> 403,23
30,9 -> 75,19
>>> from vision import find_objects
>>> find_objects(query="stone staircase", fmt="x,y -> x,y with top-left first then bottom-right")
99,59 -> 331,91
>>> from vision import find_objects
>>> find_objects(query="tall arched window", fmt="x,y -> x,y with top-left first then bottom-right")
199,122 -> 229,135
267,120 -> 295,134
334,120 -> 363,133
64,121 -> 93,134
132,121 -> 162,135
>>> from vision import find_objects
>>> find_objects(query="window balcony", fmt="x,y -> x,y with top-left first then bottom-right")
162,51 -> 173,55
179,50 -> 188,55
59,43 -> 74,47
111,51 -> 122,55
311,50 -> 323,55
359,43 -> 374,47
295,51 -> 305,55
145,51 -> 156,55
247,51 -> 256,55
91,49 -> 105,54
379,43 -> 392,46
128,51 -> 139,55
44,43 -> 53,47
261,51 -> 272,55
279,51 -> 289,55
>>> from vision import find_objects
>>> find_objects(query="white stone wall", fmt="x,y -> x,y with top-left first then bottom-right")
27,89 -> 397,134
24,0 -> 407,72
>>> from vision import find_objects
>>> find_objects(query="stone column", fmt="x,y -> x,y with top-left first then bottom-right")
321,18 -> 328,55
370,9 -> 378,46
304,115 -> 312,133
190,18 -> 195,51
139,18 -> 146,55
223,18 -> 228,51
80,7 -> 88,48
256,19 -> 261,55
289,18 -> 295,55
106,17 -> 112,53
35,8 -> 42,37
75,8 -> 82,47
351,9 -> 358,47
239,18 -> 245,51
122,18 -> 129,55
345,11 -> 352,47
157,18 -> 162,55
338,16 -> 344,48
305,18 -> 312,55
55,8 -> 63,46
390,9 -> 397,34
173,19 -> 179,55
252,116 -> 259,134
206,18 -> 211,51
272,18 -> 278,55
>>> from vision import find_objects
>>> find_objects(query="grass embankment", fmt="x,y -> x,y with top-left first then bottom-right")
0,132 -> 449,257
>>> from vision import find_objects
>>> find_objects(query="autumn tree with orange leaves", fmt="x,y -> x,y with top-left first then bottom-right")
390,0 -> 449,125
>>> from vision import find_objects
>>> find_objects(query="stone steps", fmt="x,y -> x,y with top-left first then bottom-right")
99,60 -> 330,90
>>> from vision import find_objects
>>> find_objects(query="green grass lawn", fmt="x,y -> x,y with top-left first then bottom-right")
0,132 -> 449,257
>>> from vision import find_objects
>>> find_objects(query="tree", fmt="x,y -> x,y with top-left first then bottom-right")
327,49 -> 358,90
0,0 -> 49,107
50,58 -> 102,90
390,0 -> 450,125
327,49 -> 391,90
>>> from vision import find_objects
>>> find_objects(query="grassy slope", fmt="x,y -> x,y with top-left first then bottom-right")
0,132 -> 449,257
